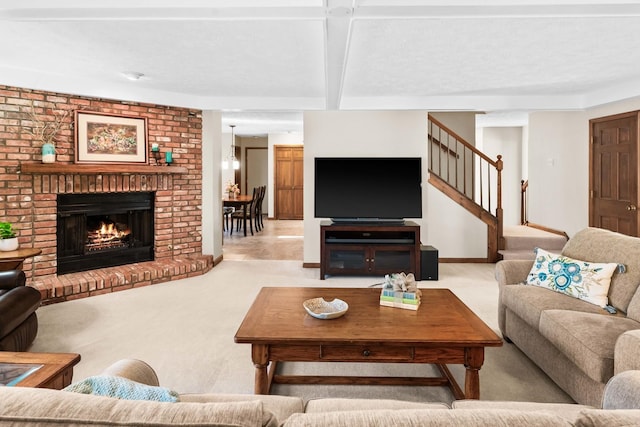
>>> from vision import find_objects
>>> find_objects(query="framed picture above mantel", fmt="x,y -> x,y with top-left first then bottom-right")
75,111 -> 148,164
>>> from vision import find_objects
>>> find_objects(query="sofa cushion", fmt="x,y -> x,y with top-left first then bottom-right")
527,248 -> 618,307
282,409 -> 572,426
501,284 -> 608,330
574,409 -> 640,427
304,398 -> 448,412
561,227 -> 640,313
452,400 -> 592,424
0,387 -> 275,427
181,393 -> 304,425
539,310 -> 640,383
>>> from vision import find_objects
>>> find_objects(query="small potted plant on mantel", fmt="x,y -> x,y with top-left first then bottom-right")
0,222 -> 18,252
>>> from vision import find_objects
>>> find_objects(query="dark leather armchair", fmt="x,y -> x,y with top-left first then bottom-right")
0,270 -> 41,351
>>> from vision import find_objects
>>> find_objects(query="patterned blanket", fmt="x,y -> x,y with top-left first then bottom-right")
64,375 -> 179,402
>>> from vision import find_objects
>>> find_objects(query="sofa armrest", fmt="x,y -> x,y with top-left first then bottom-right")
602,370 -> 640,409
0,270 -> 26,291
495,260 -> 533,287
100,359 -> 160,386
615,330 -> 640,374
496,260 -> 534,338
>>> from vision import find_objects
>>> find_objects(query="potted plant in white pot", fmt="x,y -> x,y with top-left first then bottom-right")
0,222 -> 19,252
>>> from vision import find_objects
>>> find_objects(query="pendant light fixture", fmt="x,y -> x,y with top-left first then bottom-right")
222,124 -> 240,170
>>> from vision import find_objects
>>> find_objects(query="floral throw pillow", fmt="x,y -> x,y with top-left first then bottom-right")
526,247 -> 618,307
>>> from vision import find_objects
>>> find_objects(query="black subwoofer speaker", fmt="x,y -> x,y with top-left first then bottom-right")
420,245 -> 439,280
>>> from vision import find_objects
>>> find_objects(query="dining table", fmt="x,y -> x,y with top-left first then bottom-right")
223,194 -> 255,236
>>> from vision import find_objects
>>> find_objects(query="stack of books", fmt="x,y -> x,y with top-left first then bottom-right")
379,288 -> 421,311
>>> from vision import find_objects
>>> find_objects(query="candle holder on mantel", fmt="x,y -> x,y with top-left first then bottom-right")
152,150 -> 162,165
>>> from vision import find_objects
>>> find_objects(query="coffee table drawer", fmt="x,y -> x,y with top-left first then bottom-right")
320,345 -> 413,361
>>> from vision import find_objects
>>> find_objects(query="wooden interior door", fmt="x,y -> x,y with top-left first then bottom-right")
590,111 -> 639,236
275,145 -> 304,219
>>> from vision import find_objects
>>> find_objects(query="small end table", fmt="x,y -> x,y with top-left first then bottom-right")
0,352 -> 81,389
0,248 -> 42,271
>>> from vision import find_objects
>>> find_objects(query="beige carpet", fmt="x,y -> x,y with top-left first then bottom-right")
30,260 -> 573,405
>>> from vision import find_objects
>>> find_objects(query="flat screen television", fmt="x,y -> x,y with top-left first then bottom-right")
314,157 -> 422,224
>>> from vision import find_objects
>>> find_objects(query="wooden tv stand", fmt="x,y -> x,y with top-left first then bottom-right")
320,220 -> 420,279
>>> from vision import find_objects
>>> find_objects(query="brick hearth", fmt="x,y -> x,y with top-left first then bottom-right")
0,85 -> 213,304
35,256 -> 213,305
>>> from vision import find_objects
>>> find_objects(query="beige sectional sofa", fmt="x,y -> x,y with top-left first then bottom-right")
1,358 -> 640,426
496,227 -> 640,407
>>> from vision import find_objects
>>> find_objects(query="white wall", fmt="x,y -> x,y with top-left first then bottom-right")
482,127 -> 523,226
301,110 -> 493,263
302,110 -> 429,264
201,110 -> 223,258
527,111 -> 588,236
201,96 -> 640,262
526,96 -> 640,237
427,112 -> 488,258
426,186 -> 488,257
430,112 -> 478,144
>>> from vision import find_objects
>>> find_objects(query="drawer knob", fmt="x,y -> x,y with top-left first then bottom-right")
362,349 -> 371,357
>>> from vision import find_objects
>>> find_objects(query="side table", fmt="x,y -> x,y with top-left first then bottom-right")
0,248 -> 42,271
0,352 -> 81,389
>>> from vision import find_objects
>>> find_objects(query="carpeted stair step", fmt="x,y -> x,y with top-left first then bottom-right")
498,249 -> 537,260
500,225 -> 568,261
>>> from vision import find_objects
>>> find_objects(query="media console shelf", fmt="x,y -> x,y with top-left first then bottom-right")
320,220 -> 420,280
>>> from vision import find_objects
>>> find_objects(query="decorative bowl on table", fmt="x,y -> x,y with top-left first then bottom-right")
303,297 -> 349,320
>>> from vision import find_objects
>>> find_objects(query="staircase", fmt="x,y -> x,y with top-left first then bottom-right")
427,116 -> 504,262
428,116 -> 569,262
500,181 -> 569,260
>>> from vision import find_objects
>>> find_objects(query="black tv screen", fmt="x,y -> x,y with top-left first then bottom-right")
314,157 -> 422,223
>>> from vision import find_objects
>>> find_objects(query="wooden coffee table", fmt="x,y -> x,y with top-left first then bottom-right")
235,287 -> 502,399
0,352 -> 81,389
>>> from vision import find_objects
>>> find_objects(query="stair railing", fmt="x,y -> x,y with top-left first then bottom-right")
427,116 -> 504,261
521,179 -> 529,225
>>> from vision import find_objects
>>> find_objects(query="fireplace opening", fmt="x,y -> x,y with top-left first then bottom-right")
86,217 -> 132,251
57,192 -> 154,275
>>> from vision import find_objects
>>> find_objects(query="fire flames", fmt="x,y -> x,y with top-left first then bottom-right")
86,220 -> 131,251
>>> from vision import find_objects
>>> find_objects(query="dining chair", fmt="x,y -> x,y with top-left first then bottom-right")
231,187 -> 258,236
259,185 -> 266,229
253,185 -> 265,232
222,206 -> 234,232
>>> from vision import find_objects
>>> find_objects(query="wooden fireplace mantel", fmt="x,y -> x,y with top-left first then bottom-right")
20,163 -> 188,175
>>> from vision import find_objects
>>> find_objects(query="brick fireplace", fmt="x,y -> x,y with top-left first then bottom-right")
0,85 -> 214,304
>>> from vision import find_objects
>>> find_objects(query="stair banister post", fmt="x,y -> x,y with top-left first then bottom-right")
496,155 -> 503,210
496,155 -> 504,253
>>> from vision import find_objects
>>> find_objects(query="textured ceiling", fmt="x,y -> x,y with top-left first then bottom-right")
1,1 -> 640,134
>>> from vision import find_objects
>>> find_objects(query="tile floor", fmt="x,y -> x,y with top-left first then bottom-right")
222,218 -> 304,261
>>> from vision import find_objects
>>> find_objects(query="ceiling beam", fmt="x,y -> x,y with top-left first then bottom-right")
4,2 -> 640,21
324,0 -> 354,110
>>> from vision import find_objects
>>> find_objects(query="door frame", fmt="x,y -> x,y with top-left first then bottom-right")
274,144 -> 304,220
589,110 -> 639,236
